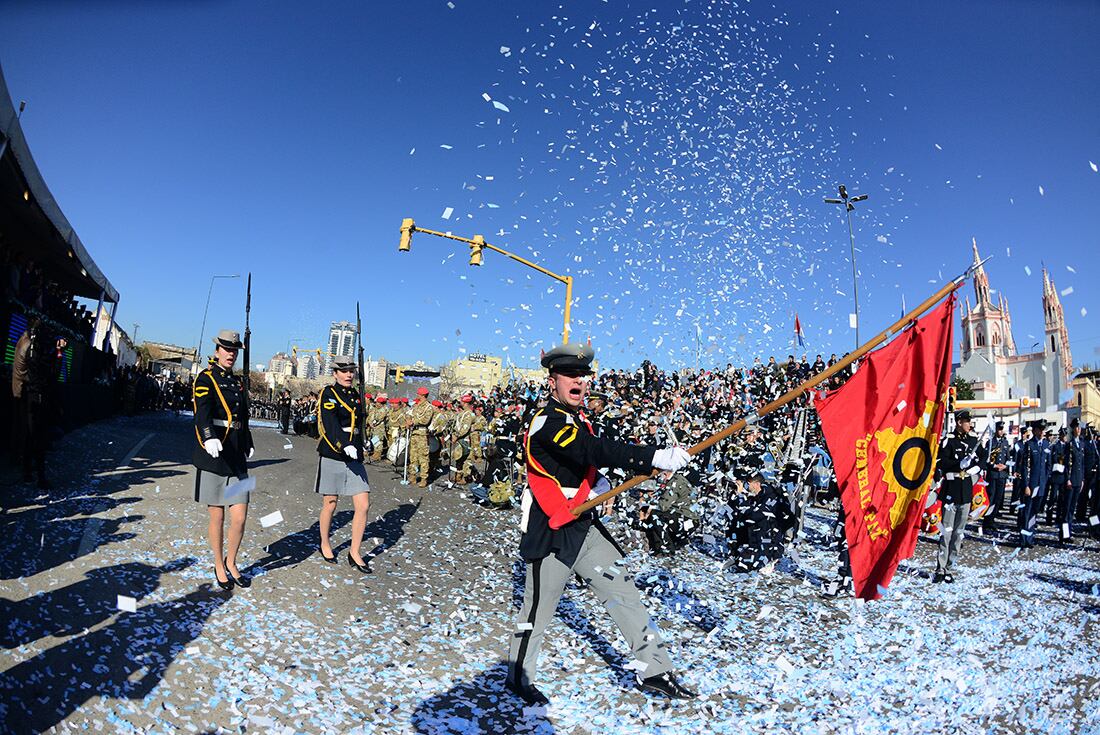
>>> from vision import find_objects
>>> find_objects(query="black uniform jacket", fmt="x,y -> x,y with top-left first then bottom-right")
936,431 -> 979,505
191,364 -> 252,477
521,397 -> 656,566
317,384 -> 364,461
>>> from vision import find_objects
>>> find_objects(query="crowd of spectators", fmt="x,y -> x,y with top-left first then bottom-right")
2,248 -> 97,343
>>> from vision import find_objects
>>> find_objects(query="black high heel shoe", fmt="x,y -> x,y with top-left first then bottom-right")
224,557 -> 251,588
348,553 -> 371,573
214,565 -> 235,591
319,548 -> 338,563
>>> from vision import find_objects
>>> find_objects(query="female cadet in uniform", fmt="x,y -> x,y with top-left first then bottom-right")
192,329 -> 254,590
316,356 -> 372,572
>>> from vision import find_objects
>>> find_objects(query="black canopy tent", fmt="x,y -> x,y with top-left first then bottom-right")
0,62 -> 119,307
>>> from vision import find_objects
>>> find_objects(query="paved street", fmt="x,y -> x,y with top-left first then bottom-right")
2,413 -> 1100,734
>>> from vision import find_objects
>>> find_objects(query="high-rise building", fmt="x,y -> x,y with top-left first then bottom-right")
325,321 -> 356,375
296,352 -> 320,380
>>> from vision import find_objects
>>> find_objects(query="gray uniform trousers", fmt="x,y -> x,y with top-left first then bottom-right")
507,525 -> 673,688
936,503 -> 969,573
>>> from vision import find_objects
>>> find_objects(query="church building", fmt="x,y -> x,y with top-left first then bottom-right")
954,239 -> 1073,424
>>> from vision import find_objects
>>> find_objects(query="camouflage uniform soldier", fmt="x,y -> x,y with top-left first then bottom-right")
408,387 -> 436,487
471,406 -> 489,472
367,396 -> 389,461
452,395 -> 477,484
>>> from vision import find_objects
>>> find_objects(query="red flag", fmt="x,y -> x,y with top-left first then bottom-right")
814,295 -> 956,600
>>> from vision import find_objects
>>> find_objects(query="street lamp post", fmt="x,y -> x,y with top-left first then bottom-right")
195,274 -> 240,372
398,218 -> 576,344
824,185 -> 868,350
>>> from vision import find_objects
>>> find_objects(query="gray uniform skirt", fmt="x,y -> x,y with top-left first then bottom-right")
193,470 -> 251,506
315,456 -> 370,496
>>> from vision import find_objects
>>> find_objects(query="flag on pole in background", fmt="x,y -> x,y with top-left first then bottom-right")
813,295 -> 956,600
794,314 -> 806,348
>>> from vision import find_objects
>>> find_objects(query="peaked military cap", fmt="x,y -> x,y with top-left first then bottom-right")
994,421 -> 1005,431
541,342 -> 595,373
331,355 -> 356,371
954,410 -> 971,423
1028,419 -> 1046,431
1070,417 -> 1081,429
212,329 -> 243,349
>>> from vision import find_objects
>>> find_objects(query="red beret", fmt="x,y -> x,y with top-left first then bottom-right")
400,397 -> 409,404
389,398 -> 400,404
431,400 -> 443,407
376,396 -> 387,403
417,386 -> 430,396
365,392 -> 373,399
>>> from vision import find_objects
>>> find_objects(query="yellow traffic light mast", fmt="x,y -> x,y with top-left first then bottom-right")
398,218 -> 575,344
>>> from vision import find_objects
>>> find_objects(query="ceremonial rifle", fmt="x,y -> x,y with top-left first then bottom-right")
242,273 -> 252,439
356,302 -> 368,454
571,257 -> 992,518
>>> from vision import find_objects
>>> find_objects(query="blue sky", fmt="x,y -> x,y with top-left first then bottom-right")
2,0 -> 1097,371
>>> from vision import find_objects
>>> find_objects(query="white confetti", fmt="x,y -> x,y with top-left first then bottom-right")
260,510 -> 284,528
117,595 -> 137,613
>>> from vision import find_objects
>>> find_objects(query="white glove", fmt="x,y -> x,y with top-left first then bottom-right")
344,445 -> 359,460
652,447 -> 691,472
248,447 -> 255,460
960,456 -> 972,470
203,438 -> 223,459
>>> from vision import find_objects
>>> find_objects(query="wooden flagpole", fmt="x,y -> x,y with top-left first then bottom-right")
570,259 -> 986,518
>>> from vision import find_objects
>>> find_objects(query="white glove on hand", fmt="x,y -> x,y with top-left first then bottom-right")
248,447 -> 255,460
960,456 -> 972,470
344,445 -> 359,461
204,438 -> 223,459
652,447 -> 691,472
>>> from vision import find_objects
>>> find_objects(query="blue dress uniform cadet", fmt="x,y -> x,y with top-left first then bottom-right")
932,410 -> 978,583
1016,420 -> 1050,548
506,343 -> 696,706
1045,428 -> 1067,525
1061,418 -> 1088,544
980,421 -> 1012,530
192,330 -> 254,506
315,355 -> 372,572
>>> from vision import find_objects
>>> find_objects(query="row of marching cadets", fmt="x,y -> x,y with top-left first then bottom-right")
924,410 -> 1100,583
190,330 -> 375,591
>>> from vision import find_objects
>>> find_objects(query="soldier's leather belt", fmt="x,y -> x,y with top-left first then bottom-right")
213,419 -> 242,429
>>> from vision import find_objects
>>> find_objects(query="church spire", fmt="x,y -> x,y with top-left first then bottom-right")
971,237 -> 991,307
1042,269 -> 1073,382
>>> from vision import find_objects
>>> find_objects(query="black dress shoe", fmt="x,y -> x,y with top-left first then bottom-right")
225,557 -> 251,588
639,672 -> 696,699
214,565 -> 235,591
348,554 -> 371,573
319,549 -> 338,563
943,573 -> 955,584
506,680 -> 549,706
932,572 -> 945,584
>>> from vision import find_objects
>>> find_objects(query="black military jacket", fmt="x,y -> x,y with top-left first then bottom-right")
521,396 -> 656,566
192,364 -> 252,477
936,431 -> 979,505
982,434 -> 1012,480
317,383 -> 364,461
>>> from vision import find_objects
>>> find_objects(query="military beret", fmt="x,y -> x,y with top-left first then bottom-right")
376,395 -> 387,403
212,329 -> 243,350
399,397 -> 409,404
389,398 -> 400,405
460,394 -> 474,403
541,342 -> 595,374
431,400 -> 442,407
364,392 -> 373,400
331,355 -> 356,371
417,386 -> 430,396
